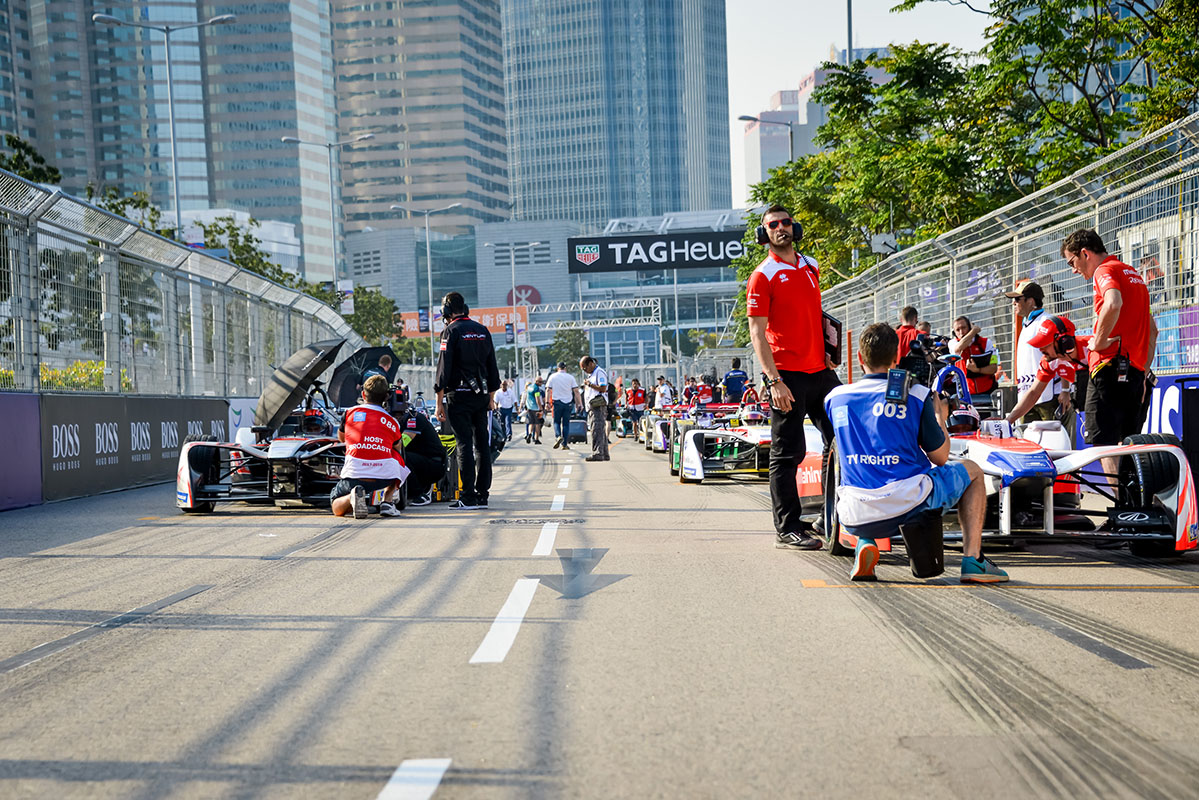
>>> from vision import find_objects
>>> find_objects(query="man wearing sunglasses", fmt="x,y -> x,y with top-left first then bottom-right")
747,204 -> 840,551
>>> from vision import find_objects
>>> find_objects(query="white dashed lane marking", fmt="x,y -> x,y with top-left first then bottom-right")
551,495 -> 565,511
377,758 -> 451,799
469,579 -> 540,664
558,478 -> 569,489
533,522 -> 559,556
562,465 -> 572,475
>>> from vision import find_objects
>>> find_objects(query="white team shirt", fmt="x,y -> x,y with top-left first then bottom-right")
1016,311 -> 1055,405
655,383 -> 675,408
545,370 -> 579,403
583,366 -> 608,403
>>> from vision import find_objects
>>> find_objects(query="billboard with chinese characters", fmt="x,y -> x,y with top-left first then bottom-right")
398,306 -> 528,338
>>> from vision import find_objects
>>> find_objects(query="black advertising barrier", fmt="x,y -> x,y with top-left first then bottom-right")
40,394 -> 229,502
567,230 -> 747,274
0,393 -> 42,511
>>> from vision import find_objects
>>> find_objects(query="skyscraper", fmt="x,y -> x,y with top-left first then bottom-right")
333,0 -> 509,236
503,0 -> 731,225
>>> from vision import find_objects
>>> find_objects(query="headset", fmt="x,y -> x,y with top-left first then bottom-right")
442,293 -> 468,323
1047,315 -> 1076,355
755,217 -> 803,246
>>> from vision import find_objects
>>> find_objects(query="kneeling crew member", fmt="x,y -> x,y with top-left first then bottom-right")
1005,315 -> 1089,425
395,401 -> 447,506
332,375 -> 410,519
824,323 -> 1009,583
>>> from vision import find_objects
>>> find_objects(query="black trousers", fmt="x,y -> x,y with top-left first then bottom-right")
770,368 -> 839,534
447,395 -> 492,503
405,450 -> 446,499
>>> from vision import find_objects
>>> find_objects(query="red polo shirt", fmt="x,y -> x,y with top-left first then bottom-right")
1091,255 -> 1152,371
746,251 -> 826,373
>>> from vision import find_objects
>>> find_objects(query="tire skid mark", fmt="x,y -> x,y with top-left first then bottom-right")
809,556 -> 1195,799
614,464 -> 652,497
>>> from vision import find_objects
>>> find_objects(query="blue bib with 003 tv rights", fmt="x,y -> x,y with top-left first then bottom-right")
825,378 -> 933,490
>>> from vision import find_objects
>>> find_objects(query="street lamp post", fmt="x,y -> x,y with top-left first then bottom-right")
92,12 -> 237,238
281,133 -> 375,279
738,114 -> 798,164
483,240 -> 541,355
391,203 -> 462,364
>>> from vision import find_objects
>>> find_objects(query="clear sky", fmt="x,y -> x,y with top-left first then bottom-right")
725,0 -> 992,207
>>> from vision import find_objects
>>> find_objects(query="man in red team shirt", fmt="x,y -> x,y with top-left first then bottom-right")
747,204 -> 840,550
331,375 -> 410,519
1004,315 -> 1089,424
1063,229 -> 1157,478
896,306 -> 919,360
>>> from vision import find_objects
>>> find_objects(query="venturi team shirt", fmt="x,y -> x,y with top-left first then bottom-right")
824,375 -> 946,526
1090,256 -> 1152,371
340,403 -> 410,481
746,251 -> 827,373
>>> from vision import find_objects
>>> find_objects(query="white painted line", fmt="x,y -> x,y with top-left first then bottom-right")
533,522 -> 559,556
470,579 -> 540,664
550,495 -> 565,511
377,758 -> 451,800
562,465 -> 573,475
557,478 -> 569,489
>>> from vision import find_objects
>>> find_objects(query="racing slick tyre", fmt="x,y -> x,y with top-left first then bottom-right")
1120,433 -> 1182,557
668,421 -> 680,477
180,435 -> 218,514
822,442 -> 852,557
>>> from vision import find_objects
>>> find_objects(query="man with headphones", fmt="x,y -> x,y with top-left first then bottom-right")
747,204 -> 840,551
1004,314 -> 1089,425
434,291 -> 501,510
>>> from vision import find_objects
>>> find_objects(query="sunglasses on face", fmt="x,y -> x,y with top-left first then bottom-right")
766,218 -> 793,229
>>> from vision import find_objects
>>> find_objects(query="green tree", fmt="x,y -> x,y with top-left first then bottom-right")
392,334 -> 434,365
344,287 -> 398,345
86,184 -> 163,231
0,135 -> 61,184
548,327 -> 589,371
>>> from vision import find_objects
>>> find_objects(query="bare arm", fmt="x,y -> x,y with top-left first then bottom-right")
926,395 -> 951,466
1147,313 -> 1158,369
1005,378 -> 1050,423
748,316 -> 794,412
1091,288 -> 1122,352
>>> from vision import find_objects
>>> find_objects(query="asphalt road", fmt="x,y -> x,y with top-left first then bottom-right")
3,435 -> 1199,799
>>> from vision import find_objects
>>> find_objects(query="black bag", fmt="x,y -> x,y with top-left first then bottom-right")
899,510 -> 944,578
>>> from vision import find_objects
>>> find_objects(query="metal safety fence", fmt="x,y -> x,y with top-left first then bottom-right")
0,169 -> 365,397
822,110 -> 1199,382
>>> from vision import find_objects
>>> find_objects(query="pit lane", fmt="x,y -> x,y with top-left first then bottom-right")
0,438 -> 1198,797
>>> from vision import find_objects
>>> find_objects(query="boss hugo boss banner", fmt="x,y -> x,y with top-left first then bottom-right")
40,395 -> 229,501
0,393 -> 41,511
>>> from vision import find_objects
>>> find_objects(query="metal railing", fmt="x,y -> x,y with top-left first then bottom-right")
822,111 -> 1199,381
0,169 -> 365,397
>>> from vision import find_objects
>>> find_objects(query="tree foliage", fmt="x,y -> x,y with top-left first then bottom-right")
548,327 -> 590,372
344,287 -> 398,346
0,135 -> 61,185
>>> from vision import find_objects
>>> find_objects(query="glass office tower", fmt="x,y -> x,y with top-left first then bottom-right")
503,0 -> 731,224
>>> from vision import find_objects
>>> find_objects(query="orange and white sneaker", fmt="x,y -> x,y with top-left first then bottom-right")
851,538 -> 879,582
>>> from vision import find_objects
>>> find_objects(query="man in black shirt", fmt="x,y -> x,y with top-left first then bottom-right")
434,292 -> 501,510
394,401 -> 447,506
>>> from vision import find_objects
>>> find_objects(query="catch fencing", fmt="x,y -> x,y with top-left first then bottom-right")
822,110 -> 1199,382
0,168 -> 365,397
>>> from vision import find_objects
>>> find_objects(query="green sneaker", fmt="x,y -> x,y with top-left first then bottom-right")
851,538 -> 879,582
960,555 -> 1009,584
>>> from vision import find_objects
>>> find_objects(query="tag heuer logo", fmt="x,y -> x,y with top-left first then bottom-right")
575,244 -> 600,265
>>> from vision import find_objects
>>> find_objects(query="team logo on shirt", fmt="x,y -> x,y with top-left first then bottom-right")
353,412 -> 366,422
575,244 -> 600,265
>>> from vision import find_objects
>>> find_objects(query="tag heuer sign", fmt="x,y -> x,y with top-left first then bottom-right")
567,230 -> 746,274
575,244 -> 600,265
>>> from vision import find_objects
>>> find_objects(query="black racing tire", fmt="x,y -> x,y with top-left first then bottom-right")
1129,539 -> 1180,558
1119,433 -> 1181,507
668,421 -> 679,476
823,442 -> 853,557
181,501 -> 214,514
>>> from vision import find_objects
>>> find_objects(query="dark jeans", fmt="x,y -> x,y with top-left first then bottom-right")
553,400 -> 573,442
447,395 -> 492,504
770,368 -> 839,535
499,407 -> 514,440
405,450 -> 446,499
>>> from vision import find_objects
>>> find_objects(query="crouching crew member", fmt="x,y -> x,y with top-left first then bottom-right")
824,323 -> 1008,584
395,401 -> 447,506
1004,315 -> 1089,425
332,374 -> 410,519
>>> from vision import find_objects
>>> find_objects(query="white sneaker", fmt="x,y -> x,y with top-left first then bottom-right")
378,502 -> 401,518
352,485 -> 368,519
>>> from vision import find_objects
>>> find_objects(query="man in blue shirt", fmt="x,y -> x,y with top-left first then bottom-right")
721,358 -> 749,404
824,322 -> 1008,584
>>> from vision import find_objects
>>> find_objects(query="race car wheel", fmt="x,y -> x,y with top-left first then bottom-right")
181,501 -> 214,514
823,442 -> 852,557
1119,433 -> 1181,508
668,421 -> 679,476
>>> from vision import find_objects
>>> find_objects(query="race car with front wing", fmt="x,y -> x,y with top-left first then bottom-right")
823,361 -> 1198,557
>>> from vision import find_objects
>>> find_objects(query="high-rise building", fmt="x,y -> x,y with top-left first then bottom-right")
202,1 -> 339,282
503,0 -> 731,225
743,90 -> 798,187
333,0 -> 509,237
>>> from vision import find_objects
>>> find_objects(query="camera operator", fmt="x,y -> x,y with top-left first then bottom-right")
1063,230 -> 1156,476
949,316 -> 1000,401
1004,315 -> 1088,425
434,291 -> 501,510
824,323 -> 1008,584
